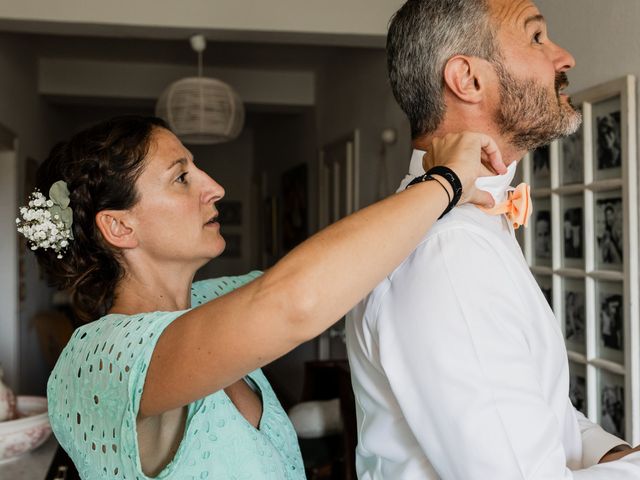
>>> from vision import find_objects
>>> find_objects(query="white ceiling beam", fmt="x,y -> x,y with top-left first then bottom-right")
0,0 -> 404,47
38,58 -> 315,106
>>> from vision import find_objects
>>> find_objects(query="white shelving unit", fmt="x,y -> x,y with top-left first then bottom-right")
522,76 -> 639,444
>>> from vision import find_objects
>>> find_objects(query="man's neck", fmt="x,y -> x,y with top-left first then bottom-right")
412,129 -> 526,170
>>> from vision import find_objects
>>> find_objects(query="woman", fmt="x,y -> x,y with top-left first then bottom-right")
18,116 -> 504,479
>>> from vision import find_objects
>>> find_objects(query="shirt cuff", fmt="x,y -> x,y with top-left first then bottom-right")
582,425 -> 631,467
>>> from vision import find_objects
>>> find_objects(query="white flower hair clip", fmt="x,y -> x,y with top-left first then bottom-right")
16,180 -> 74,259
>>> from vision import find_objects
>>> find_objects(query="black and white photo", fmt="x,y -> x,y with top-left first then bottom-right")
565,289 -> 585,347
563,207 -> 583,259
532,145 -> 550,187
596,111 -> 622,171
600,379 -> 625,439
596,196 -> 623,268
535,275 -> 553,309
561,126 -> 583,185
569,372 -> 586,416
535,210 -> 551,261
599,292 -> 624,352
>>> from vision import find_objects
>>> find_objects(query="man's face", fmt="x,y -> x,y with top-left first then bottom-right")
488,0 -> 582,151
605,208 -> 615,227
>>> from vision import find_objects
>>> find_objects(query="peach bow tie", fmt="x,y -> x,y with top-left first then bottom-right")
478,183 -> 532,229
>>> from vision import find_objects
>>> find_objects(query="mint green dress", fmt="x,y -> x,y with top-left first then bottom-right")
47,272 -> 305,479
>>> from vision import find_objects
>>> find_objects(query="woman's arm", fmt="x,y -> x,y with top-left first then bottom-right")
140,132 -> 505,417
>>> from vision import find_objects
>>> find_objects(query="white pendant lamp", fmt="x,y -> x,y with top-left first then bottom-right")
156,34 -> 245,145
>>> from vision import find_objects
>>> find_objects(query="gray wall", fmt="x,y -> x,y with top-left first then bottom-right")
316,48 -> 412,208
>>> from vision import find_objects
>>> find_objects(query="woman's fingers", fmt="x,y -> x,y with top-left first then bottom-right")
466,188 -> 496,209
477,134 -> 507,175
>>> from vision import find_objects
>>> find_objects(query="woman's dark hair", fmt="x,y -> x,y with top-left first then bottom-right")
34,115 -> 169,322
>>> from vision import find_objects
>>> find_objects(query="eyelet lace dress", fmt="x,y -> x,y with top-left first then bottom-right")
47,272 -> 305,479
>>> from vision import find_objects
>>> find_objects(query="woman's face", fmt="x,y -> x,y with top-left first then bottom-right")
128,128 -> 226,267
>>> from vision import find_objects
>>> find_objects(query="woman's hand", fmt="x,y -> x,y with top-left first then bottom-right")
423,132 -> 506,209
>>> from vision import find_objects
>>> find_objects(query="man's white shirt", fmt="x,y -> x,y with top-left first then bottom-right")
346,150 -> 640,479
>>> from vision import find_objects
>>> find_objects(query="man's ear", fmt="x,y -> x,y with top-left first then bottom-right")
443,55 -> 486,104
95,210 -> 137,250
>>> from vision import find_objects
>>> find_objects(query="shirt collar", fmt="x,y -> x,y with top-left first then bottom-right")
410,149 -> 518,204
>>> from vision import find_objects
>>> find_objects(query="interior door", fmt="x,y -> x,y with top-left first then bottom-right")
317,130 -> 359,360
0,126 -> 19,389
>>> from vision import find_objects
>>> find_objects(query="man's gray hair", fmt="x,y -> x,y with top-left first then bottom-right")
387,0 -> 498,138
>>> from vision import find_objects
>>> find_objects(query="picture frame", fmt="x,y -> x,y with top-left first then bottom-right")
559,112 -> 584,186
594,191 -> 624,271
563,277 -> 586,355
561,194 -> 584,269
569,361 -> 588,415
532,197 -> 552,267
596,281 -> 624,365
534,274 -> 553,308
598,370 -> 626,439
592,96 -> 623,181
521,76 -> 638,443
532,144 -> 551,189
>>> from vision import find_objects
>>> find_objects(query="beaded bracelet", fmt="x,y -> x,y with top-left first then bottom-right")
406,166 -> 463,219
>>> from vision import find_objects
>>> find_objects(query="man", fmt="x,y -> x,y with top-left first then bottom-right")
600,204 -> 623,264
346,0 -> 640,478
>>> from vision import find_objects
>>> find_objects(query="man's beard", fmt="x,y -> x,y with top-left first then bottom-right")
493,61 -> 582,151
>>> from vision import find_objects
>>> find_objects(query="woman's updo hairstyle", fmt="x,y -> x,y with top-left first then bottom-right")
34,115 -> 169,322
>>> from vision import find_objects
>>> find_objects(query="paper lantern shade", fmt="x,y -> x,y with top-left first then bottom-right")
156,77 -> 244,145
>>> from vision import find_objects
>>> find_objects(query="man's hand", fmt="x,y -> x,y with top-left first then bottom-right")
599,444 -> 639,463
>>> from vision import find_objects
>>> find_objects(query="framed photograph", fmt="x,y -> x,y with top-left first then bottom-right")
563,278 -> 586,354
533,198 -> 552,267
595,192 -> 624,271
559,117 -> 584,185
532,145 -> 551,189
596,281 -> 624,365
569,362 -> 587,415
561,195 -> 584,268
216,201 -> 242,226
592,96 -> 623,180
534,275 -> 553,309
598,370 -> 625,439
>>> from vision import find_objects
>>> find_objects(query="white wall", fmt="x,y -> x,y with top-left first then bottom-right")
537,0 -> 640,94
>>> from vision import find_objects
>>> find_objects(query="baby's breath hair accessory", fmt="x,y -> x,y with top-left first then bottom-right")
16,180 -> 74,259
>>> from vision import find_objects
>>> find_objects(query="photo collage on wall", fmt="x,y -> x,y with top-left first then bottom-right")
524,77 -> 637,443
